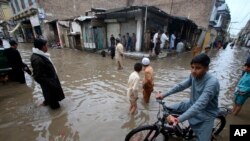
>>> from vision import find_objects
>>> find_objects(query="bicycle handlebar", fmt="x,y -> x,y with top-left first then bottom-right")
156,99 -> 185,135
156,99 -> 175,111
156,99 -> 176,116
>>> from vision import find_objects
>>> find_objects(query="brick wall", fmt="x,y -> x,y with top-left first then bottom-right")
39,0 -> 127,21
39,0 -> 214,27
133,0 -> 215,28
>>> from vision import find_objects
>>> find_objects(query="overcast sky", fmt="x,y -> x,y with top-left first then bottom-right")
226,0 -> 250,35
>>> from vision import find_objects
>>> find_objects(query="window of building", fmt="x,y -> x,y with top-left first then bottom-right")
21,0 -> 25,9
29,0 -> 33,6
11,2 -> 16,14
14,0 -> 20,12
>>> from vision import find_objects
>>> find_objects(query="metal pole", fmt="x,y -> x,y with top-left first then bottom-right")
227,22 -> 239,36
170,0 -> 173,15
144,5 -> 148,31
227,22 -> 232,33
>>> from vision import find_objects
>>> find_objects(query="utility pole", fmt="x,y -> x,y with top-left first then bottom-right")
144,0 -> 149,34
127,0 -> 134,6
227,21 -> 239,38
144,5 -> 148,30
73,0 -> 76,13
170,0 -> 173,15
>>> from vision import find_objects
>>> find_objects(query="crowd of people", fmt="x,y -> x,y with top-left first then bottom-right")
144,30 -> 188,56
109,33 -> 136,61
109,33 -> 137,54
109,30 -> 187,57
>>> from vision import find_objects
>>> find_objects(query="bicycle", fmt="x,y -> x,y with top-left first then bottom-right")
125,100 -> 231,141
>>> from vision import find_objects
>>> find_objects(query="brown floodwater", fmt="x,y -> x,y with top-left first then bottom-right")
0,43 -> 249,141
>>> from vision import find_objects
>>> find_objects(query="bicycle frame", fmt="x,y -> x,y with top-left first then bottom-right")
155,100 -> 196,140
156,100 -> 229,140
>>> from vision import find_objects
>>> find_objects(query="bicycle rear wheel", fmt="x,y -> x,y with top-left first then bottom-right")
125,125 -> 168,141
212,116 -> 226,135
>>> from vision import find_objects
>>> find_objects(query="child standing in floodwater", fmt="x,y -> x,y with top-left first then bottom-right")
232,56 -> 250,115
127,63 -> 143,115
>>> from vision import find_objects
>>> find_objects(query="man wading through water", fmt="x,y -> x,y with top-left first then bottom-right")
115,38 -> 124,70
31,39 -> 65,109
142,57 -> 154,103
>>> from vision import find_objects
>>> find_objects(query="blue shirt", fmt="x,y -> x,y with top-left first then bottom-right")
237,72 -> 250,93
163,73 -> 220,123
127,36 -> 132,46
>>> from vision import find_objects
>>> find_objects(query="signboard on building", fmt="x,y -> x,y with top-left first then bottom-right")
30,15 -> 40,27
38,8 -> 46,19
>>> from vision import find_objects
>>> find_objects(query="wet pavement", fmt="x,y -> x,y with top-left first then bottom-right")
0,43 -> 249,141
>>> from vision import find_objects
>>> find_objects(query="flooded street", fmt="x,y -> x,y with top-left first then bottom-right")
1,43 -> 249,141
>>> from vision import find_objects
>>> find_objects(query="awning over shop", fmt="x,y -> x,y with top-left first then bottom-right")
8,23 -> 21,34
10,8 -> 38,21
74,16 -> 96,22
74,15 -> 105,27
44,19 -> 58,24
170,16 -> 198,28
58,21 -> 70,28
91,19 -> 105,27
68,32 -> 80,36
96,6 -> 170,19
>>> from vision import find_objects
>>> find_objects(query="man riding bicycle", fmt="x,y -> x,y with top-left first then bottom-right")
156,53 -> 220,141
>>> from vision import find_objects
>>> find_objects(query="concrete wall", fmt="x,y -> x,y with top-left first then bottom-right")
0,3 -> 13,20
134,0 -> 215,28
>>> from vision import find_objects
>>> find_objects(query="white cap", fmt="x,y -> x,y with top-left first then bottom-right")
142,57 -> 150,65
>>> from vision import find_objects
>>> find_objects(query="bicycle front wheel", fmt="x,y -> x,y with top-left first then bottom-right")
125,125 -> 168,141
213,116 -> 226,135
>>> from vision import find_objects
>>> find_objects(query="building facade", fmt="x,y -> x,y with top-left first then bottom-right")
8,0 -> 41,42
238,20 -> 250,47
209,0 -> 231,43
0,0 -> 12,21
0,0 -> 12,38
7,0 -> 126,44
7,0 -> 214,51
131,0 -> 215,29
95,6 -> 198,51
